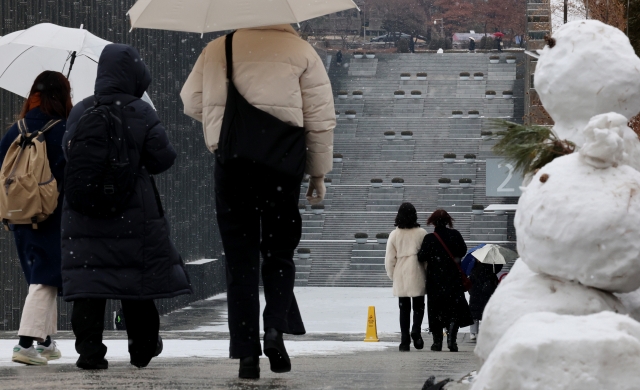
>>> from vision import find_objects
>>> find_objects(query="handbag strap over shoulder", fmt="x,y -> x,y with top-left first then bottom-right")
433,232 -> 456,262
225,31 -> 237,81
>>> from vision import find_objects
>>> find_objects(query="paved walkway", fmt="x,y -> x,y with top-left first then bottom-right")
0,289 -> 479,389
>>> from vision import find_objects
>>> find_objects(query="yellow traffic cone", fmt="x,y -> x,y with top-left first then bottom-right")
364,306 -> 379,342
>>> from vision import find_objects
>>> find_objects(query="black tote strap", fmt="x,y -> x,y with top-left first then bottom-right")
225,31 -> 236,81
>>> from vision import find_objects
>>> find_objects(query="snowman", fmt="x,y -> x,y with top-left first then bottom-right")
468,20 -> 640,390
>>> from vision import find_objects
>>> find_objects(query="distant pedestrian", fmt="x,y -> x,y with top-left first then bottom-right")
385,203 -> 428,352
0,71 -> 70,366
468,37 -> 476,52
409,36 -> 415,53
496,35 -> 503,52
468,258 -> 503,341
181,25 -> 335,379
62,44 -> 191,370
418,210 -> 473,352
336,50 -> 343,65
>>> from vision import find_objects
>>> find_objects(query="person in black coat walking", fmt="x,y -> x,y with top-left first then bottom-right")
62,44 -> 191,370
336,50 -> 343,65
418,210 -> 473,352
0,71 -> 71,365
468,37 -> 476,52
468,260 -> 503,339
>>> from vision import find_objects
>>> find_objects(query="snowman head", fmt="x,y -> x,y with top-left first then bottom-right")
535,20 -> 640,147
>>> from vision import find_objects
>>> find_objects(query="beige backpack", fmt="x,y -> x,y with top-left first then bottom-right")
0,119 -> 60,230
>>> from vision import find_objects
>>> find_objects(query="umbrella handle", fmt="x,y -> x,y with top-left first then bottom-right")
67,51 -> 77,79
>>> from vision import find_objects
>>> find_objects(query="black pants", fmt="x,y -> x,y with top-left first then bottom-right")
71,299 -> 159,364
215,159 -> 306,359
399,296 -> 425,335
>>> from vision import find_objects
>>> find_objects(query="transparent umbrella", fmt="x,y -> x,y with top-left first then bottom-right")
0,23 -> 155,108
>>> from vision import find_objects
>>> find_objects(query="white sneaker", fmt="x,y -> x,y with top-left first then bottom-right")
36,341 -> 61,361
12,345 -> 48,365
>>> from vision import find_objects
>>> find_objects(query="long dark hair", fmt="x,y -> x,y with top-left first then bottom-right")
395,202 -> 420,229
427,209 -> 454,228
19,71 -> 72,119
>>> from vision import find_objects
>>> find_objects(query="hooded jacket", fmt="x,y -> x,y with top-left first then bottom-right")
180,24 -> 335,178
61,44 -> 191,301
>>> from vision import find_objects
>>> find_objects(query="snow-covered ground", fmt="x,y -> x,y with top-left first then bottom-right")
173,287 -> 470,334
0,339 -> 396,366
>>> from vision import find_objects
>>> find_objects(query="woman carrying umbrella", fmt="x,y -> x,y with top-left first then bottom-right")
181,25 -> 335,379
0,71 -> 71,365
385,203 -> 428,351
418,209 -> 473,352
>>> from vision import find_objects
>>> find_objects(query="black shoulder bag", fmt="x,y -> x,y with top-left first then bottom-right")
216,31 -> 307,178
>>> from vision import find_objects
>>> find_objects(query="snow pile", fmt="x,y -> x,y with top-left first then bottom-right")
535,20 -> 640,147
471,312 -> 640,390
474,260 -> 625,361
515,153 -> 640,293
616,289 -> 640,322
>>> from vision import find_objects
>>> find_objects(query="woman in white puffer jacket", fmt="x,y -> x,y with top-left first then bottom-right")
385,202 -> 428,352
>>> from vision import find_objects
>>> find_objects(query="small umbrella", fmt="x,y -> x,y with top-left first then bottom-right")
493,32 -> 505,38
471,244 -> 506,272
128,0 -> 359,34
0,23 -> 155,107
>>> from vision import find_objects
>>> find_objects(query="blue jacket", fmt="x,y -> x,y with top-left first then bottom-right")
61,44 -> 191,301
0,108 -> 66,288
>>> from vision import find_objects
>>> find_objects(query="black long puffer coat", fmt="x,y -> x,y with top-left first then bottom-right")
61,44 -> 191,301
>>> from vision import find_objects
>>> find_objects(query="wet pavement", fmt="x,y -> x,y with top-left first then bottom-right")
0,291 -> 479,389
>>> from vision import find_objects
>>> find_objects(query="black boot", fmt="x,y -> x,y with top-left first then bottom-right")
264,328 -> 291,373
447,322 -> 459,352
430,329 -> 443,352
411,332 -> 424,350
239,356 -> 260,379
399,333 -> 411,352
76,356 -> 108,370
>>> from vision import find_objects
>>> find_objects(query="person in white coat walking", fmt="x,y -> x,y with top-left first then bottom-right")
385,203 -> 428,351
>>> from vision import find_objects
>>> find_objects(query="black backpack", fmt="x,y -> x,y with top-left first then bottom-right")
64,95 -> 140,218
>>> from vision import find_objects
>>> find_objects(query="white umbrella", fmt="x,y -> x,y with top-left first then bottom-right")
0,23 -> 155,108
471,244 -> 507,265
128,0 -> 359,34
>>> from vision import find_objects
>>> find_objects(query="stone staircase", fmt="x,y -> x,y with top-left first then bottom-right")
296,52 -> 524,287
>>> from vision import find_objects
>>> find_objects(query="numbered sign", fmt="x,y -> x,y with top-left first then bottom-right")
486,158 -> 523,197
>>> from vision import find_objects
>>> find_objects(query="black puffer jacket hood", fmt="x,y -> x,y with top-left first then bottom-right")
95,44 -> 151,98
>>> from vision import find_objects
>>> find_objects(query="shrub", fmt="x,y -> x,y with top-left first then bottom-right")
384,131 -> 396,136
354,51 -> 364,55
401,131 -> 413,136
460,72 -> 470,76
370,178 -> 383,183
438,178 -> 451,183
474,72 -> 484,77
411,90 -> 422,95
459,178 -> 473,184
298,203 -> 305,209
324,178 -> 332,183
486,90 -> 496,95
464,153 -> 476,159
353,90 -> 363,95
311,204 -> 325,209
392,178 -> 404,183
481,130 -> 493,136
472,204 -> 485,210
503,90 -> 513,94
397,39 -> 410,53
367,51 -> 375,55
376,233 -> 389,239
496,131 -> 507,136
394,90 -> 406,95
354,233 -> 368,238
506,55 -> 516,60
452,110 -> 463,115
338,90 -> 348,95
298,248 -> 311,254
444,153 -> 457,158
489,55 -> 500,60
400,73 -> 411,77
333,153 -> 343,158
468,110 -> 479,115
335,110 -> 340,115
417,72 -> 428,77
345,110 -> 357,115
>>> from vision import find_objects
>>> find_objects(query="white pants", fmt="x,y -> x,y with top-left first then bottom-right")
18,284 -> 58,341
